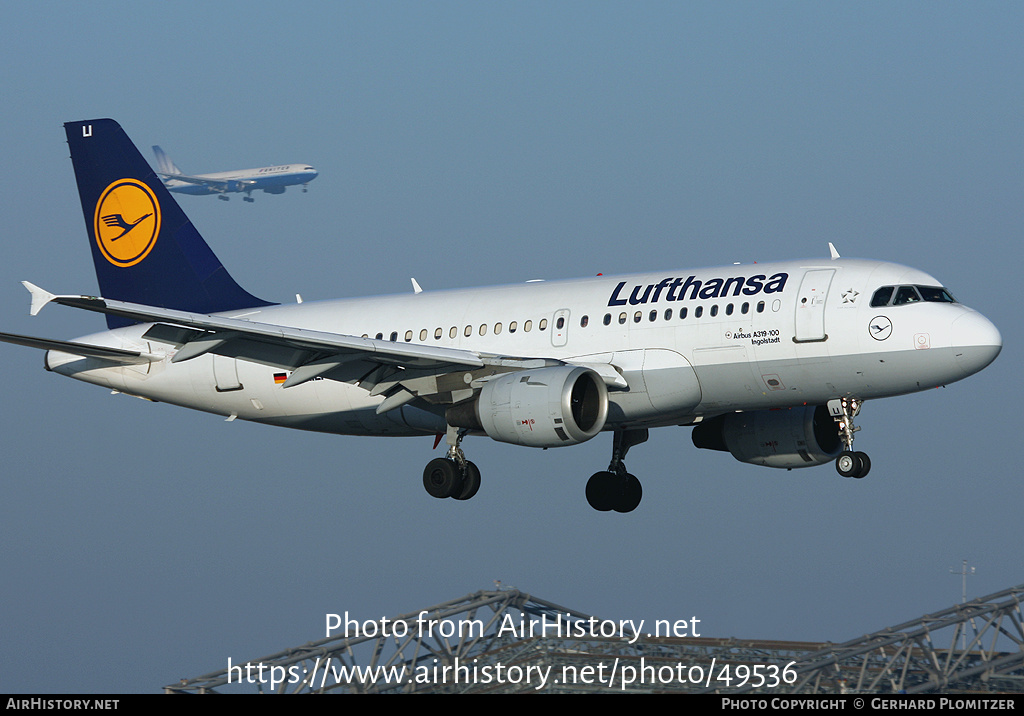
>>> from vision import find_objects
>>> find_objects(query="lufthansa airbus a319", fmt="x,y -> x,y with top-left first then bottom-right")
151,144 -> 317,202
0,119 -> 1002,513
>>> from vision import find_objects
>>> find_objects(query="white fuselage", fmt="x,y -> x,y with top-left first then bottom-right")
43,257 -> 1002,439
162,164 -> 319,195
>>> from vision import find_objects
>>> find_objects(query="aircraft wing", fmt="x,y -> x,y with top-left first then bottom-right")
155,172 -> 255,191
23,283 -> 559,412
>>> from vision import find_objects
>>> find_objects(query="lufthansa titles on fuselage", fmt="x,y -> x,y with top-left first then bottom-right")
607,272 -> 789,307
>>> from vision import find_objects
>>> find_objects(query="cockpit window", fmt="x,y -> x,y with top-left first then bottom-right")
893,286 -> 922,305
871,285 -> 957,307
870,286 -> 894,307
917,286 -> 956,303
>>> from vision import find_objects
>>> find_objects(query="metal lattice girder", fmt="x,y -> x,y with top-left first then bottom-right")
721,583 -> 1024,694
165,583 -> 1024,694
165,589 -> 598,693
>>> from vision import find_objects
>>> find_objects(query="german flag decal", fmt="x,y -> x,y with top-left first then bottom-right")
273,372 -> 288,385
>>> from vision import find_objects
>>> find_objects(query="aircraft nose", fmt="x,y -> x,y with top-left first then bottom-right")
951,310 -> 1001,378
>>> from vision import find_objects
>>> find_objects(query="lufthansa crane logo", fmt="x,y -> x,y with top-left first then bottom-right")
869,316 -> 893,341
93,179 -> 161,267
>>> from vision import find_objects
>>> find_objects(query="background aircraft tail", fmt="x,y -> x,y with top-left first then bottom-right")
64,119 -> 273,328
151,145 -> 183,176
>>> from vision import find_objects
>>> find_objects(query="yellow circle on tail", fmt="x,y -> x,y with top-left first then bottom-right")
93,179 -> 161,267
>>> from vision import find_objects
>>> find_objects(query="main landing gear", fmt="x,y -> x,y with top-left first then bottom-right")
830,397 -> 871,479
586,428 -> 648,513
422,427 -> 481,501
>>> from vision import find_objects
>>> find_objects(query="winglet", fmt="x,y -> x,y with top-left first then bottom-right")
828,242 -> 841,260
22,281 -> 55,316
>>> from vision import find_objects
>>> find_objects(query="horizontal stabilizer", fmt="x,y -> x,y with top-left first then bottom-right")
0,331 -> 156,365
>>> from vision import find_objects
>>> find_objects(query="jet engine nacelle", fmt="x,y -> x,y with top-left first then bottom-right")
691,405 -> 841,469
448,365 -> 608,448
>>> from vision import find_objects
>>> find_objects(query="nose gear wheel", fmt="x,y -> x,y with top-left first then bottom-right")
830,398 -> 871,479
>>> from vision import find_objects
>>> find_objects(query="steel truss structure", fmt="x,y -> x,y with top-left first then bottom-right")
725,583 -> 1024,694
165,583 -> 1024,693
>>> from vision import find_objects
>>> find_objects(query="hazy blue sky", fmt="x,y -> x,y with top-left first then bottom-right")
1,1 -> 1020,693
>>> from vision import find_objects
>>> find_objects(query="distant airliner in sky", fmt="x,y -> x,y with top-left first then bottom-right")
152,145 -> 317,202
0,119 -> 1002,513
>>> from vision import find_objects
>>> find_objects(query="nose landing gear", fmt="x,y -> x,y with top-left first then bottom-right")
830,397 -> 871,479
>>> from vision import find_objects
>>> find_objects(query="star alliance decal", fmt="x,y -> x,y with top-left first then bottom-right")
841,288 -> 859,304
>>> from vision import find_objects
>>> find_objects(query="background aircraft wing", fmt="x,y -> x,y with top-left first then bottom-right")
154,172 -> 255,191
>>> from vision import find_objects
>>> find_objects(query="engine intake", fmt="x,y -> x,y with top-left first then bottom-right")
448,365 -> 608,448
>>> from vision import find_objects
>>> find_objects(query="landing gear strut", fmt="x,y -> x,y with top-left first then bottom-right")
422,426 -> 481,501
586,428 -> 648,513
830,397 -> 871,478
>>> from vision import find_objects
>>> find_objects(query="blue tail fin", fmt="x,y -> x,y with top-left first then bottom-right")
151,145 -> 183,176
64,119 -> 273,328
